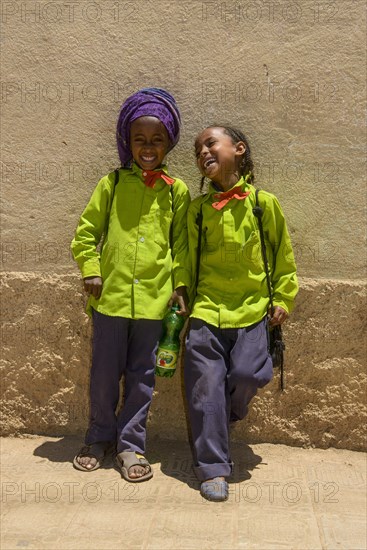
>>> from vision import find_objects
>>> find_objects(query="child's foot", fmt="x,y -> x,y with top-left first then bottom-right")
115,451 -> 153,482
200,477 -> 229,502
126,463 -> 151,479
73,442 -> 113,471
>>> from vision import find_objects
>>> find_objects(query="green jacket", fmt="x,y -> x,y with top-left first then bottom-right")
187,176 -> 298,328
71,163 -> 191,319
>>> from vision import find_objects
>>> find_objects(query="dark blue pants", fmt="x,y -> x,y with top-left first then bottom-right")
85,310 -> 162,454
184,317 -> 273,481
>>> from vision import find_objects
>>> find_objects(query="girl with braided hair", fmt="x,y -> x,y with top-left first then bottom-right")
184,125 -> 298,501
71,88 -> 190,481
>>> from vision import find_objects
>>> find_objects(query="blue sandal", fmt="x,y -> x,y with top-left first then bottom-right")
200,478 -> 229,502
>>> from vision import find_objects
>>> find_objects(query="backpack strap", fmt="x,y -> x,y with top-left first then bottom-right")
169,185 -> 174,211
195,203 -> 204,290
252,189 -> 274,313
169,184 -> 175,251
111,168 -> 120,205
102,168 -> 120,246
253,189 -> 285,389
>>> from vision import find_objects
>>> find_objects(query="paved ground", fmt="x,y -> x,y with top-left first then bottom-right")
0,435 -> 366,550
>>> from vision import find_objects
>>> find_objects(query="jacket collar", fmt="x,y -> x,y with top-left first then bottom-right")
208,173 -> 252,196
130,161 -> 171,180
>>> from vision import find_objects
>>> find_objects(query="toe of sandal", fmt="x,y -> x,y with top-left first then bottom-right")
73,442 -> 113,472
115,451 -> 153,483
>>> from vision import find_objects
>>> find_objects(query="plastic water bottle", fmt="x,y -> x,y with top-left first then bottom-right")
155,305 -> 185,378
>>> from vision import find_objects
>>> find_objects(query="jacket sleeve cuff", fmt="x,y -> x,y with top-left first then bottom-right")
272,296 -> 294,314
80,258 -> 101,279
173,267 -> 191,289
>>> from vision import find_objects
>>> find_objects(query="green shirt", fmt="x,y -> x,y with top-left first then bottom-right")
71,163 -> 191,319
187,176 -> 298,328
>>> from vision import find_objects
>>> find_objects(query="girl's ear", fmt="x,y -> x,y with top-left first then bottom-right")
235,141 -> 246,156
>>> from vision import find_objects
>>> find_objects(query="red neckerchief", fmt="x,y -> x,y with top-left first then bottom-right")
212,186 -> 251,210
142,170 -> 175,188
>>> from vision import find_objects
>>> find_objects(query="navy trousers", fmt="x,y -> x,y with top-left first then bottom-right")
85,310 -> 162,454
184,317 -> 273,481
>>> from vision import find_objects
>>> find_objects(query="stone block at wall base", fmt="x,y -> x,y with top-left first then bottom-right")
1,272 -> 366,451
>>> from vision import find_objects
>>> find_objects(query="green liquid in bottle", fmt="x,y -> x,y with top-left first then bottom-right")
155,305 -> 185,378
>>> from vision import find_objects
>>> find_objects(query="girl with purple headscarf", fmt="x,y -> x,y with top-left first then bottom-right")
71,88 -> 190,481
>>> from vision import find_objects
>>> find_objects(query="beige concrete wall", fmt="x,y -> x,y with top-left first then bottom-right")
1,0 -> 366,449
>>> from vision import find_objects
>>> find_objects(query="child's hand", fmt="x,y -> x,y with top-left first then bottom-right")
83,276 -> 103,299
268,306 -> 288,327
168,286 -> 191,316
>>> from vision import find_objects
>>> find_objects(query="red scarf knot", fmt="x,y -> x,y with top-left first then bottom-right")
142,170 -> 175,188
212,186 -> 251,210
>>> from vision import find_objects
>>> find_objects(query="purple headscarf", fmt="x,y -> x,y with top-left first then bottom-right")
116,87 -> 181,167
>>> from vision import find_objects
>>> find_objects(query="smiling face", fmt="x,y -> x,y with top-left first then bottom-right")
194,127 -> 246,189
130,116 -> 170,171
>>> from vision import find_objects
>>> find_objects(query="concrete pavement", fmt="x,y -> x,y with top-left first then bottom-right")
1,436 -> 366,550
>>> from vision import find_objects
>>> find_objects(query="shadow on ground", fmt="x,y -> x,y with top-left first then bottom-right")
154,439 -> 263,488
33,436 -> 263,488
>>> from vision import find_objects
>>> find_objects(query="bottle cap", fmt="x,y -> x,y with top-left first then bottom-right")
171,304 -> 180,312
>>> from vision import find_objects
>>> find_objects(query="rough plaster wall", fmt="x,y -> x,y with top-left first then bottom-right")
1,273 -> 366,450
1,0 -> 366,448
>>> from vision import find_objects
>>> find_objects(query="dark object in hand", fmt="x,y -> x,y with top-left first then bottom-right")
269,325 -> 285,389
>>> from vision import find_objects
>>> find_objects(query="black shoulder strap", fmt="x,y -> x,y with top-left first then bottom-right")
252,189 -> 274,313
108,168 -> 120,217
195,204 -> 203,290
253,189 -> 285,389
169,184 -> 175,251
111,168 -> 119,203
103,168 -> 120,244
169,185 -> 174,212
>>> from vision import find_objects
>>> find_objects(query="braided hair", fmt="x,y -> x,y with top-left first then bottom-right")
199,125 -> 254,193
